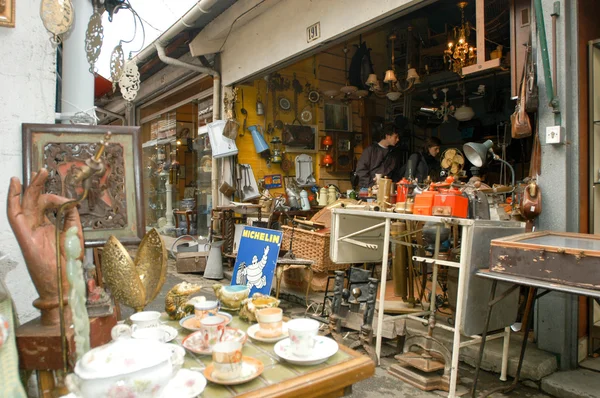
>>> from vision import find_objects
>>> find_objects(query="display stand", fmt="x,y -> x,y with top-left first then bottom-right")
330,209 -> 522,398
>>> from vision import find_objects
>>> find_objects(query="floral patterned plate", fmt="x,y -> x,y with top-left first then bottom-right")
274,336 -> 338,366
247,322 -> 289,343
160,369 -> 206,398
204,356 -> 264,385
182,327 -> 247,355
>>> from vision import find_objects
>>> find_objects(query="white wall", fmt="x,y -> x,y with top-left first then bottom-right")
191,0 -> 433,86
0,2 -> 57,322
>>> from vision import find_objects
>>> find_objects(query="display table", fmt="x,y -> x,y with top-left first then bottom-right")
329,209 -> 524,398
163,313 -> 374,397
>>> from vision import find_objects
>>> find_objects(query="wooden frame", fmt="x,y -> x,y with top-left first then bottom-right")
22,124 -> 145,247
323,102 -> 352,132
0,0 -> 15,28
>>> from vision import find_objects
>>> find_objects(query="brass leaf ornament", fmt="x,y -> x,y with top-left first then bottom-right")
102,228 -> 167,312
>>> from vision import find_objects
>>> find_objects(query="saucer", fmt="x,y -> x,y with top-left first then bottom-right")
247,322 -> 289,343
182,327 -> 247,355
159,325 -> 178,342
160,369 -> 206,398
274,336 -> 339,366
179,312 -> 232,332
204,356 -> 263,385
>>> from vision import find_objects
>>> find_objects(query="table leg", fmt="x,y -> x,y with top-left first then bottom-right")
37,370 -> 56,398
470,279 -> 498,398
305,265 -> 314,307
449,224 -> 473,398
275,265 -> 284,299
500,326 -> 511,381
375,218 -> 391,366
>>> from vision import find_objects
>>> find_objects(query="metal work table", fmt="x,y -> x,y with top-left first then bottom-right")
471,270 -> 600,397
329,208 -> 524,398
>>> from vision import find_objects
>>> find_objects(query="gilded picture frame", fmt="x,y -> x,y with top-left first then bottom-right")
324,102 -> 352,132
22,124 -> 145,247
0,0 -> 15,28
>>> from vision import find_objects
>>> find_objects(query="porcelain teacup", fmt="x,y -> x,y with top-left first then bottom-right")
131,326 -> 167,343
287,318 -> 319,357
200,316 -> 227,350
130,311 -> 161,328
194,300 -> 220,321
256,307 -> 283,338
212,341 -> 243,380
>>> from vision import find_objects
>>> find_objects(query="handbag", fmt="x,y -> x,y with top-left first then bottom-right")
524,40 -> 539,113
511,58 -> 532,139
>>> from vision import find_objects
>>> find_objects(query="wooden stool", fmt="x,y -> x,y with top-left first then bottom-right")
274,258 -> 314,306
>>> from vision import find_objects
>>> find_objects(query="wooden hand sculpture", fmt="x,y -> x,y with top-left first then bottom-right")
7,169 -> 84,326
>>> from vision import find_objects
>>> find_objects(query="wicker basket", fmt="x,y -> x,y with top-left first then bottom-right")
282,269 -> 332,292
281,226 -> 347,273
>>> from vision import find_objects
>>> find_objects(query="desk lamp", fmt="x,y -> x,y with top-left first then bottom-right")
463,139 -> 515,203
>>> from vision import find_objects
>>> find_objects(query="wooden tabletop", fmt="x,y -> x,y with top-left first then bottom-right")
163,314 -> 374,397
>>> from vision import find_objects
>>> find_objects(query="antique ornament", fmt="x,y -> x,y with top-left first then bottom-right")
39,0 -> 74,45
85,10 -> 104,74
165,282 -> 202,320
65,226 -> 90,361
118,59 -> 141,102
109,43 -> 125,92
101,228 -> 167,312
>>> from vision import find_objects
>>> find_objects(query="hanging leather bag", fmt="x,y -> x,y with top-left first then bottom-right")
511,58 -> 532,139
521,181 -> 542,220
524,42 -> 539,113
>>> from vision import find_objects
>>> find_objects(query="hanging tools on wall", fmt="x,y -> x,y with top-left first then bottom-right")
256,83 -> 265,116
240,89 -> 248,133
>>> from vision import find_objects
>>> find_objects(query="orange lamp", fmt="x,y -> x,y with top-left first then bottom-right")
322,135 -> 333,150
322,154 -> 334,166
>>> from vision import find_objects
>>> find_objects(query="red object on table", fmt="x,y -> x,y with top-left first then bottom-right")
413,191 -> 437,216
432,188 -> 468,218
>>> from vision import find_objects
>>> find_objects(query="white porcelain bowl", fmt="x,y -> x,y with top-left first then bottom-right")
66,339 -> 184,398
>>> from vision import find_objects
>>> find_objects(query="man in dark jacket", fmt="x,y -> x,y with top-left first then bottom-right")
355,125 -> 400,188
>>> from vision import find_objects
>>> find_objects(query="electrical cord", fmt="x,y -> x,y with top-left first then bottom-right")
218,0 -> 266,53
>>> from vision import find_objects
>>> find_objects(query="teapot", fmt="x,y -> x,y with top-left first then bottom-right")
212,283 -> 250,311
327,185 -> 338,205
316,187 -> 328,206
66,332 -> 185,398
299,190 -> 311,210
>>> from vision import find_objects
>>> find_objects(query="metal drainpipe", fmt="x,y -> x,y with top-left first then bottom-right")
155,42 -> 221,207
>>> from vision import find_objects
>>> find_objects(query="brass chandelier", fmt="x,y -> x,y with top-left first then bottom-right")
444,2 -> 477,75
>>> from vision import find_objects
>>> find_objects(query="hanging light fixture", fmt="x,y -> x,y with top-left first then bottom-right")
323,44 -> 369,102
454,83 -> 475,121
366,31 -> 420,102
444,2 -> 477,75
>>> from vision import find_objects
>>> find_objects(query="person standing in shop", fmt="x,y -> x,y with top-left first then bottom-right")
403,136 -> 442,183
355,124 -> 400,188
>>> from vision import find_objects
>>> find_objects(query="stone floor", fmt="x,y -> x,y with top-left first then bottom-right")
124,255 -> 554,398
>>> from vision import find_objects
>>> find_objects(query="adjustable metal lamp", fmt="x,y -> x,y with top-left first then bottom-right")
463,139 -> 515,203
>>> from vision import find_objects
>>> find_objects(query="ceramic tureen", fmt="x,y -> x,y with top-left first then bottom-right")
65,338 -> 184,398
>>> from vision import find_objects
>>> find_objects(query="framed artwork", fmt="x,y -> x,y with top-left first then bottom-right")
282,124 -> 318,153
22,124 -> 145,247
179,165 -> 186,179
324,102 -> 352,132
0,0 -> 15,28
232,226 -> 283,297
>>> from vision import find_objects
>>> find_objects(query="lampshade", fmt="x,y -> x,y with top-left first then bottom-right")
340,84 -> 358,94
322,135 -> 333,146
454,105 -> 475,121
366,74 -> 378,86
386,91 -> 402,102
323,89 -> 339,99
384,69 -> 397,83
322,154 -> 334,166
355,89 -> 369,98
463,139 -> 493,167
406,68 -> 419,82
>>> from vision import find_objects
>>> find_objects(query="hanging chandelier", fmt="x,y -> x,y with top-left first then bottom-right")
365,32 -> 420,102
444,2 -> 477,75
323,45 -> 369,102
